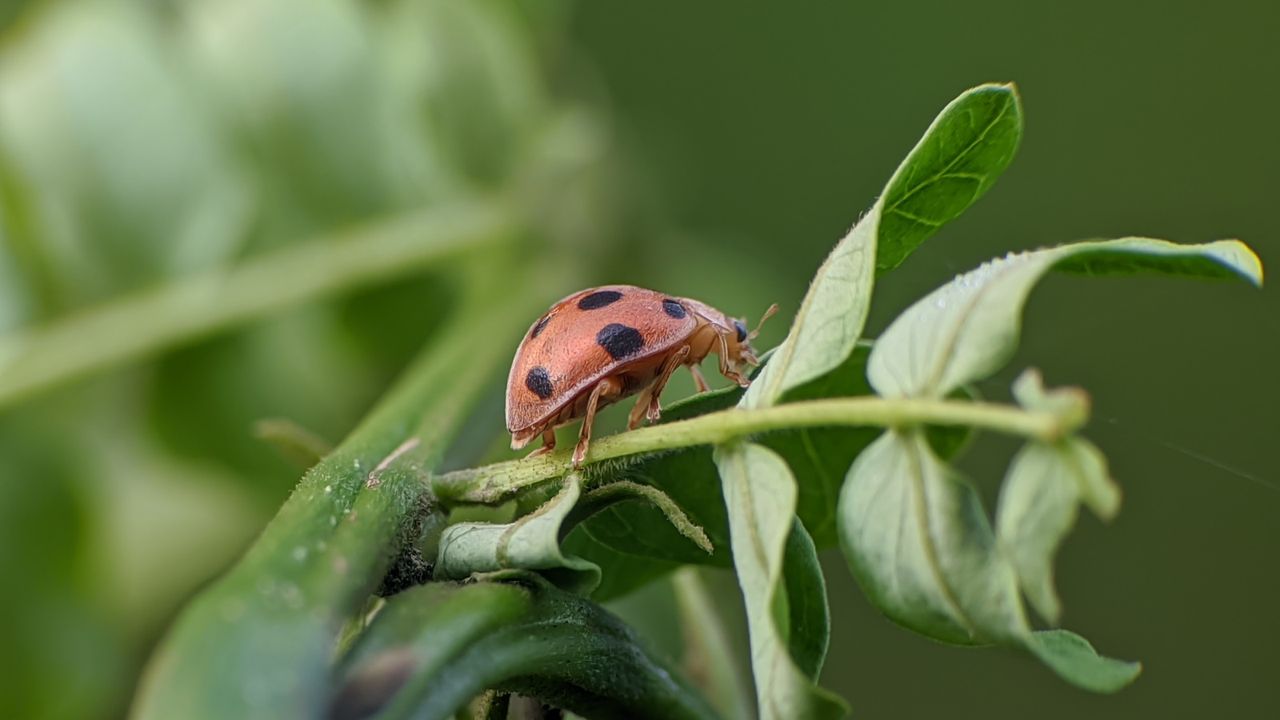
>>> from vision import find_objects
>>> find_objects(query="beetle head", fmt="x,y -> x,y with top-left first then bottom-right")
731,303 -> 778,367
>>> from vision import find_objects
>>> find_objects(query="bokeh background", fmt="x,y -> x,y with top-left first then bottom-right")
0,1 -> 1275,718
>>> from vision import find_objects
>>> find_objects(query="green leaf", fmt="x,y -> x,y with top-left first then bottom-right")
131,276 -> 534,720
439,475 -> 711,598
742,83 -> 1025,408
781,518 -> 832,679
839,429 -> 1141,692
839,429 -> 1026,645
0,0 -> 252,293
739,203 -> 878,408
868,237 -> 1263,399
340,577 -> 720,720
575,444 -> 733,568
714,442 -> 846,720
996,377 -> 1120,622
572,348 -> 972,570
1028,630 -> 1142,694
767,345 -> 975,543
563,531 -> 682,602
568,385 -> 745,571
0,200 -> 512,409
436,474 -> 601,594
331,583 -> 530,719
569,353 -> 860,568
877,83 -> 1023,273
995,442 -> 1082,624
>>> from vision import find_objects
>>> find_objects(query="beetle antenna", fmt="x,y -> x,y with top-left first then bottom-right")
748,303 -> 779,341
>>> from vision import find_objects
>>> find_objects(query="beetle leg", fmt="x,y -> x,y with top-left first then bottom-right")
645,345 -> 691,422
525,428 -> 556,458
628,386 -> 653,430
716,330 -> 750,387
574,376 -> 622,467
688,364 -> 711,393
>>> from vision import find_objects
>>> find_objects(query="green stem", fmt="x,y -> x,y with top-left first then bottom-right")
131,267 -> 537,720
671,567 -> 755,719
574,480 -> 712,554
0,199 -> 512,408
433,395 -> 1082,504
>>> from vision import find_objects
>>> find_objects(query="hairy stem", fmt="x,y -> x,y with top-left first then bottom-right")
575,480 -> 713,554
131,266 -> 537,720
0,199 -> 512,408
433,395 -> 1085,505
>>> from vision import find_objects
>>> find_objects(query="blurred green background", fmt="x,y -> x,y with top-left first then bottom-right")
0,1 -> 1274,718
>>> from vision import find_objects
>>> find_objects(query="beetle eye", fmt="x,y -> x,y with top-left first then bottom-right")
734,319 -> 748,343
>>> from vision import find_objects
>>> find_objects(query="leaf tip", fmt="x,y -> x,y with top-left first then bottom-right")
969,81 -> 1023,110
1029,629 -> 1142,694
1226,239 -> 1264,287
1200,238 -> 1264,287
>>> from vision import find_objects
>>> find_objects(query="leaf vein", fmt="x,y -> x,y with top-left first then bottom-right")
883,96 -> 1011,217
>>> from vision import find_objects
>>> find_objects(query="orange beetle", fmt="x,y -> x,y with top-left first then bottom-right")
506,285 -> 776,466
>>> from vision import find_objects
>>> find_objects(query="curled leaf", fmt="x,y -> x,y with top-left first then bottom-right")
839,428 -> 1141,692
996,434 -> 1118,623
436,475 -> 600,594
869,238 -> 1263,399
998,369 -> 1119,623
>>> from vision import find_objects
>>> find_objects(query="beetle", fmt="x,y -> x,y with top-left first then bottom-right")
506,285 -> 776,466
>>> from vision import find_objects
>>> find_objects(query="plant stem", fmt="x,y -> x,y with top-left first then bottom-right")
433,395 -> 1082,504
671,567 -> 755,720
131,267 -> 538,720
0,198 -> 512,408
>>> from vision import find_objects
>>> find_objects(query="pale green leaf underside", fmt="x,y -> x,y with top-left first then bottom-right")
868,237 -> 1263,399
740,203 -> 879,409
436,475 -> 600,594
995,437 -> 1118,623
839,430 -> 1026,645
1029,630 -> 1142,694
839,430 -> 1140,691
714,442 -> 846,720
741,84 -> 1025,409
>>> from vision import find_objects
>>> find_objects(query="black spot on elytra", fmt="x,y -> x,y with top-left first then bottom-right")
597,323 -> 645,360
734,319 -> 748,342
662,299 -> 687,319
525,366 -> 553,399
530,314 -> 551,338
578,290 -> 623,310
